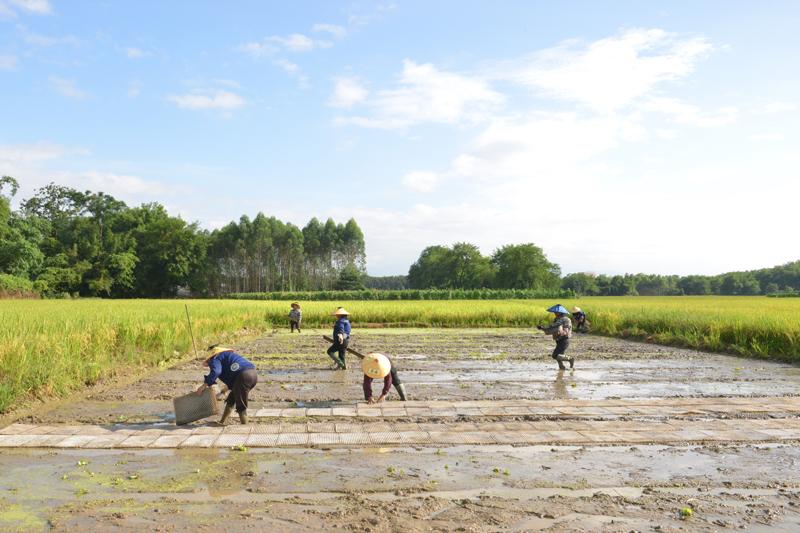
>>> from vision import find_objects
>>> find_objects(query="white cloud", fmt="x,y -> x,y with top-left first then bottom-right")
640,97 -> 738,127
498,28 -> 712,111
123,47 -> 146,59
270,33 -> 316,52
168,90 -> 245,111
0,142 -> 74,165
0,54 -> 17,70
341,59 -> 504,129
127,80 -> 141,98
402,171 -> 441,192
312,23 -> 347,39
274,58 -> 300,74
49,76 -> 88,99
9,0 -> 51,14
328,77 -> 368,108
758,101 -> 797,114
240,32 -> 327,57
20,27 -> 79,47
749,132 -> 784,142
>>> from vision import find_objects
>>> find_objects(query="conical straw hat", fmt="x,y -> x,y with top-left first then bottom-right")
332,307 -> 350,316
362,353 -> 391,379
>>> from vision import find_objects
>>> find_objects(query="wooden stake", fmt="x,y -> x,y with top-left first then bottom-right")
185,304 -> 199,359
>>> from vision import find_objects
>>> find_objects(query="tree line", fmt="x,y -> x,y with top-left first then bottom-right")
404,241 -> 800,296
0,177 -> 365,297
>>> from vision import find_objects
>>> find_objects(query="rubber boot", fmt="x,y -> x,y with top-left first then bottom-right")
396,383 -> 408,401
239,410 -> 248,425
568,358 -> 575,369
327,351 -> 343,369
219,404 -> 233,425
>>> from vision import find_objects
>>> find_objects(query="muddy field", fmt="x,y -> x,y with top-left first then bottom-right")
2,329 -> 799,531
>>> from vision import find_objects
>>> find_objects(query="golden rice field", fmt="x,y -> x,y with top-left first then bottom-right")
1,297 -> 798,414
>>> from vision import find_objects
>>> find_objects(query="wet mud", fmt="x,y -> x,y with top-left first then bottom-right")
3,329 -> 800,531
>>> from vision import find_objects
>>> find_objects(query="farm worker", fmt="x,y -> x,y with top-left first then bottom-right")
327,307 -> 352,370
289,302 -> 302,333
362,352 -> 408,403
572,306 -> 590,333
197,345 -> 258,425
537,304 -> 574,370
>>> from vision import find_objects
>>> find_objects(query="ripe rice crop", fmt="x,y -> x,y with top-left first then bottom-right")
1,296 -> 798,414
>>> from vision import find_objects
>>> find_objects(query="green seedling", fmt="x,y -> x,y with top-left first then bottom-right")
76,460 -> 88,467
570,383 -> 577,388
444,464 -> 449,470
231,445 -> 247,452
679,507 -> 693,519
492,467 -> 500,474
435,449 -> 444,456
75,488 -> 89,496
194,469 -> 201,474
387,466 -> 396,474
61,474 -> 68,480
503,469 -> 510,476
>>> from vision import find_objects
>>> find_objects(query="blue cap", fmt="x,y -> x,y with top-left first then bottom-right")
547,304 -> 570,315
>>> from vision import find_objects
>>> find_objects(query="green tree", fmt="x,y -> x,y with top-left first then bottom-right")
491,243 -> 560,290
335,264 -> 365,290
561,272 -> 600,296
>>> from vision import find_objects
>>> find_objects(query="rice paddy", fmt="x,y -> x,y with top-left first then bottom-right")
1,296 -> 798,414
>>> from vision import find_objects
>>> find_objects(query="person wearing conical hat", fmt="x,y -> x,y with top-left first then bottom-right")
572,306 -> 589,333
326,307 -> 352,370
288,302 -> 302,333
536,304 -> 575,370
196,345 -> 258,425
362,352 -> 407,403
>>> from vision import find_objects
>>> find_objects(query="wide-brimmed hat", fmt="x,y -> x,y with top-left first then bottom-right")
205,345 -> 233,362
572,306 -> 582,313
362,353 -> 391,379
546,304 -> 570,315
332,307 -> 350,316
291,302 -> 301,309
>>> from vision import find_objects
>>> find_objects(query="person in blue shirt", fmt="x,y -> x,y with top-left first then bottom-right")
326,307 -> 352,370
196,345 -> 258,425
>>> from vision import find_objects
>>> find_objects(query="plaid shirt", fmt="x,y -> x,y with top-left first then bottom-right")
289,309 -> 302,321
543,315 -> 572,340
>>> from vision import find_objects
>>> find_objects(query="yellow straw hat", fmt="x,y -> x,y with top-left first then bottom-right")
205,345 -> 233,362
362,353 -> 391,379
291,302 -> 300,308
572,306 -> 582,313
332,307 -> 350,316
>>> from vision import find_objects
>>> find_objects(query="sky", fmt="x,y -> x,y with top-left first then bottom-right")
1,1 -> 799,276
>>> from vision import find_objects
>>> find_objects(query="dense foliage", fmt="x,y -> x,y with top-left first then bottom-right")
0,177 -> 365,297
227,288 -> 572,301
408,242 -> 560,290
561,264 -> 800,296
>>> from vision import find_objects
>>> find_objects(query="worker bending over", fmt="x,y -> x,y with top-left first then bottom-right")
197,345 -> 258,425
362,352 -> 407,403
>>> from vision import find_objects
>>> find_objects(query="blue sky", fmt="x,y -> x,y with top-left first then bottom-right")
1,1 -> 799,276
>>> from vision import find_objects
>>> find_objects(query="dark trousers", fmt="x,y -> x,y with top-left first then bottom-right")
290,320 -> 301,332
226,368 -> 258,413
327,338 -> 349,368
551,337 -> 570,359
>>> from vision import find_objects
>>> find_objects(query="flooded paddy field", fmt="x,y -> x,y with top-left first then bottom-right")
2,329 -> 799,531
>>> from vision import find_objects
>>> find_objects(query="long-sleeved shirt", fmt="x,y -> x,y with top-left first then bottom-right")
332,317 -> 351,340
543,315 -> 572,340
289,309 -> 302,321
204,351 -> 255,388
363,373 -> 392,401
